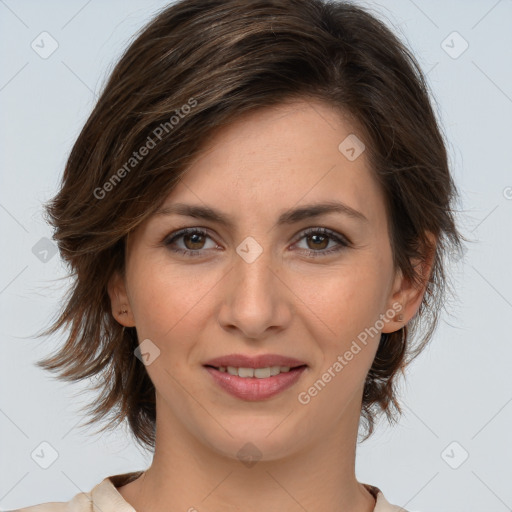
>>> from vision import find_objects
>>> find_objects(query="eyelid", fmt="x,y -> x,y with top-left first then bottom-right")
162,226 -> 351,256
293,226 -> 352,246
163,227 -> 217,249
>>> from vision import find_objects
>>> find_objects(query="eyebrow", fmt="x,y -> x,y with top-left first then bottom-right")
154,200 -> 368,228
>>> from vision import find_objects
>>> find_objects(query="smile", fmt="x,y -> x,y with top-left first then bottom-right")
211,365 -> 297,378
204,365 -> 308,401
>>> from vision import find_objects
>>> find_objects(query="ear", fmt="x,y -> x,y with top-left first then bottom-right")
382,231 -> 437,333
107,270 -> 136,327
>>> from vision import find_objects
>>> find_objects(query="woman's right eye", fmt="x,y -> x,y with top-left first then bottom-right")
163,226 -> 351,260
163,228 -> 218,257
163,228 -> 350,258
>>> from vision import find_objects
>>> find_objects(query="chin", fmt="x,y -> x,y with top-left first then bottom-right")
198,418 -> 302,464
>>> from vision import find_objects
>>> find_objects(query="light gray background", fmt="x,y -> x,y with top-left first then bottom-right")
1,0 -> 511,510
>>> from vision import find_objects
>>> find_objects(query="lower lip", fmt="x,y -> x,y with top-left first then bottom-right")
204,366 -> 307,401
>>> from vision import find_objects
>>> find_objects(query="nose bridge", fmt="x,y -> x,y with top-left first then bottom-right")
218,235 -> 289,338
233,234 -> 276,298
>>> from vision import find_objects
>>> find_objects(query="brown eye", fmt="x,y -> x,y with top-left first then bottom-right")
164,228 -> 217,257
183,232 -> 207,250
294,227 -> 350,258
306,233 -> 329,250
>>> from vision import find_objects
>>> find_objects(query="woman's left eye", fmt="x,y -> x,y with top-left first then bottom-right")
163,227 -> 350,258
293,227 -> 350,257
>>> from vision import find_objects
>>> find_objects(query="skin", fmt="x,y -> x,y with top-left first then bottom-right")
108,98 -> 435,512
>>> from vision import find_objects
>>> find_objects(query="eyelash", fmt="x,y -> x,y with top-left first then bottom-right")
163,227 -> 350,258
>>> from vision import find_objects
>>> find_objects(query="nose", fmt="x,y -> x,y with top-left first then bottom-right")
217,244 -> 292,340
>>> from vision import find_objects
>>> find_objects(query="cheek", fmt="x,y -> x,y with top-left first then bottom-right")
294,269 -> 384,422
126,255 -> 221,346
292,262 -> 388,344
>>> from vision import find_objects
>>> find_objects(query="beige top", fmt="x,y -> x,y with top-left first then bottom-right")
12,471 -> 408,512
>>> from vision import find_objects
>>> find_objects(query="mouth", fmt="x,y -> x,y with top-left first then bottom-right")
203,363 -> 308,401
204,364 -> 307,378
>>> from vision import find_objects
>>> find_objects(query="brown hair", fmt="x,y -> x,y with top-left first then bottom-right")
36,0 -> 465,449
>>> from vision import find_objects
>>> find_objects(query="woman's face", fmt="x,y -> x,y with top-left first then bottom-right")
111,99 -> 410,460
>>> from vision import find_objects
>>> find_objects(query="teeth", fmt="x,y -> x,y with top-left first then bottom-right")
254,367 -> 270,378
270,366 -> 281,376
238,367 -> 254,378
221,365 -> 294,378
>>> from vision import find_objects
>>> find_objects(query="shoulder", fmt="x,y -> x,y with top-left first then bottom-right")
363,483 -> 409,512
9,470 -> 144,512
8,491 -> 92,512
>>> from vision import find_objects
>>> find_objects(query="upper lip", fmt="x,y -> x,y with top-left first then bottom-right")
203,354 -> 307,369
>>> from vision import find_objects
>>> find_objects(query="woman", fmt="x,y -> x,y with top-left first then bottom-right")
15,0 -> 464,510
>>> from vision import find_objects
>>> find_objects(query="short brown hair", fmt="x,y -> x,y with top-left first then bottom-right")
36,0 -> 465,449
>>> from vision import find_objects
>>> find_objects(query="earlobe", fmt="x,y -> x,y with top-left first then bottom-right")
107,270 -> 136,327
382,231 -> 437,333
381,286 -> 406,334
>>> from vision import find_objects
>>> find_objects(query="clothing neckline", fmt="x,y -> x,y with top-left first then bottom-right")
98,470 -> 394,511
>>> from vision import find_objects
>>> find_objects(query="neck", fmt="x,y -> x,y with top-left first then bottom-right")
118,391 -> 376,512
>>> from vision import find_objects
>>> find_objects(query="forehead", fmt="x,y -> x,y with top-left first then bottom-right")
155,99 -> 386,231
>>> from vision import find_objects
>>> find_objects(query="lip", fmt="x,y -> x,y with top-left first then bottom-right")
203,353 -> 307,369
204,365 -> 308,401
203,353 -> 308,401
